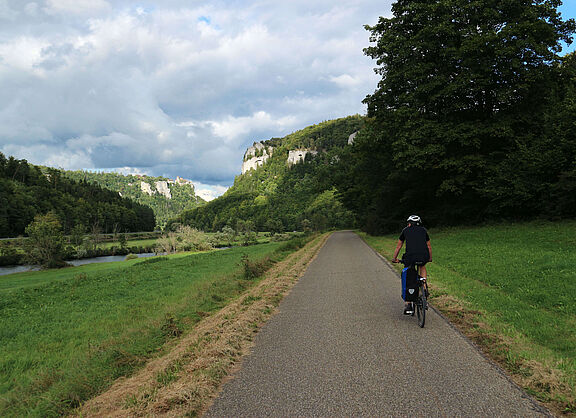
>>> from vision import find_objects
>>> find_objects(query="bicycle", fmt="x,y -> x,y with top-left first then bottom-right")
397,260 -> 429,328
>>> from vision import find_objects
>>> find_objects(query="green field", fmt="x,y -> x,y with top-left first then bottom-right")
0,239 -> 306,417
361,221 -> 576,412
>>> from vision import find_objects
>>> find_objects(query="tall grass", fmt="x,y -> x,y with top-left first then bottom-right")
361,220 -> 576,411
0,241 -> 301,417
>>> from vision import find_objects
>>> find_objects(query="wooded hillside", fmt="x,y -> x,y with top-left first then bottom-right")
63,171 -> 204,230
0,153 -> 155,237
171,116 -> 364,232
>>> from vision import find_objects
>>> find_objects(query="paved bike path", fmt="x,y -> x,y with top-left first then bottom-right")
205,231 -> 548,417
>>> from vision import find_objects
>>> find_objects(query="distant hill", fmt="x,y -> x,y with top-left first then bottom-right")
62,171 -> 205,230
171,115 -> 364,232
0,153 -> 155,237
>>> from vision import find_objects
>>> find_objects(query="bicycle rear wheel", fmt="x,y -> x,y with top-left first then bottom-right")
417,288 -> 426,328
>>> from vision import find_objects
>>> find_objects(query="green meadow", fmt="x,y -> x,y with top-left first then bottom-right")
0,240 -> 305,417
361,221 -> 576,412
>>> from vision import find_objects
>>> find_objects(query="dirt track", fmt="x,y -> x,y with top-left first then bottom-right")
205,231 -> 549,417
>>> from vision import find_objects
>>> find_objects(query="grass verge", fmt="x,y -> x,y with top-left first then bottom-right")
78,232 -> 329,417
0,235 -> 319,417
360,221 -> 576,416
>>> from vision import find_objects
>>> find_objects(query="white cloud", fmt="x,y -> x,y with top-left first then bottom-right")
330,74 -> 362,89
45,0 -> 111,16
193,182 -> 230,202
0,36 -> 49,72
0,0 -> 392,196
208,111 -> 298,142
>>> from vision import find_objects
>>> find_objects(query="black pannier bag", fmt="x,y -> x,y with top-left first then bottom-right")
401,266 -> 419,302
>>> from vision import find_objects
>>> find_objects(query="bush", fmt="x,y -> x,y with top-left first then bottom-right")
155,226 -> 214,254
275,235 -> 310,253
0,254 -> 23,266
23,212 -> 66,268
0,243 -> 22,266
125,254 -> 139,260
240,254 -> 272,280
270,233 -> 292,242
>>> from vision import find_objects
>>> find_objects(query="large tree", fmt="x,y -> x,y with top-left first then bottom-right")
365,0 -> 575,117
343,0 -> 575,232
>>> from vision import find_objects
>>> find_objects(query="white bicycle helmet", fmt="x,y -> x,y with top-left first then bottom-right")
407,215 -> 421,224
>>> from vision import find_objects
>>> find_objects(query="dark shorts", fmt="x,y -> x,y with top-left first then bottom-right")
402,252 -> 429,266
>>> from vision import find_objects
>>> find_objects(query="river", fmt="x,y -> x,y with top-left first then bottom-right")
0,253 -> 161,276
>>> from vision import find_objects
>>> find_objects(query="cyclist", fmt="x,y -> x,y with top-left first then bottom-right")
392,215 -> 432,315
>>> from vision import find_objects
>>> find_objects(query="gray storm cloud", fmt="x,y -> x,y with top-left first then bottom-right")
0,0 -> 390,194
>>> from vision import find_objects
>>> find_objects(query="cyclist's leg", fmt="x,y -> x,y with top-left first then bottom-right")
419,264 -> 427,279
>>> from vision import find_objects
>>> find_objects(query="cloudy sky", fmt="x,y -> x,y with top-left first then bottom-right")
1,1 -> 575,201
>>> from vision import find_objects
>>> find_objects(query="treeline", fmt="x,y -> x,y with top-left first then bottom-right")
170,116 -> 364,232
63,171 -> 204,230
0,153 -> 155,237
171,1 -> 576,236
336,0 -> 576,233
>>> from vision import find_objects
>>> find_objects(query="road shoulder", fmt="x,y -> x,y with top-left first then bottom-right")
78,233 -> 331,417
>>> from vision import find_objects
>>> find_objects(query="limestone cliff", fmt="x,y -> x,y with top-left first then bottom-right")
287,149 -> 318,165
348,131 -> 358,145
242,142 -> 273,174
139,177 -> 195,200
141,181 -> 154,196
155,181 -> 172,199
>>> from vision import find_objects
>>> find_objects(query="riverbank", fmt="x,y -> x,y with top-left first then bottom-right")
0,235 -> 315,416
0,252 -> 163,276
0,238 -> 157,267
0,231 -> 280,268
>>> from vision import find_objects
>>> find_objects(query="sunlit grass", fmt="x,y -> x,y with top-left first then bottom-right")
0,240 -> 303,417
361,220 -> 576,411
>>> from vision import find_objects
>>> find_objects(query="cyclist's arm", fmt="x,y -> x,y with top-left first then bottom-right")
392,239 -> 404,262
427,240 -> 432,262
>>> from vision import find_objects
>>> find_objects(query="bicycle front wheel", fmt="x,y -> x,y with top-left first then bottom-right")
417,290 -> 426,328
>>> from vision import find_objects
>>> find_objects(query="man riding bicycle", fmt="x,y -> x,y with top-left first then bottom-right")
392,215 -> 432,315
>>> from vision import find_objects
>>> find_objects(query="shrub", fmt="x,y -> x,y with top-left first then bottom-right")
155,226 -> 214,253
240,254 -> 272,280
23,212 -> 66,268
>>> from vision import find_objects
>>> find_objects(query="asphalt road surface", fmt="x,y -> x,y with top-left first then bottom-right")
206,231 -> 549,417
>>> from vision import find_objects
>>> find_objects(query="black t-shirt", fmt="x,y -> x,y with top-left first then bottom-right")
399,225 -> 430,255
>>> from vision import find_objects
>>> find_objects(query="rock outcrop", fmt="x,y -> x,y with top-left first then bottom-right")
139,177 -> 195,199
155,181 -> 172,199
348,131 -> 358,145
287,149 -> 318,165
175,176 -> 194,187
242,142 -> 273,174
141,181 -> 154,196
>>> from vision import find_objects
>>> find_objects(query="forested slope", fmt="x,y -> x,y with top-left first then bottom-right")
337,2 -> 576,233
63,171 -> 204,229
0,153 -> 155,237
171,116 -> 364,232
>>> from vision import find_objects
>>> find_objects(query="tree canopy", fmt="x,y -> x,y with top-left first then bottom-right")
0,153 -> 156,237
338,0 -> 576,233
